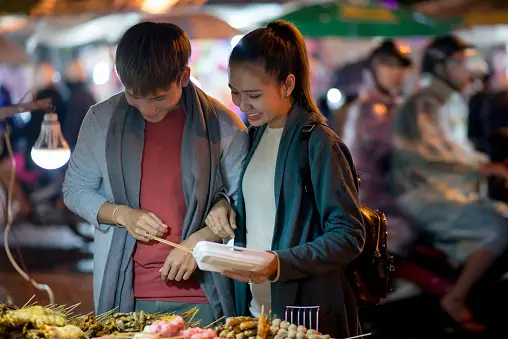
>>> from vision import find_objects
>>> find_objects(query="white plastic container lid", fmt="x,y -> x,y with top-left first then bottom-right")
193,241 -> 274,273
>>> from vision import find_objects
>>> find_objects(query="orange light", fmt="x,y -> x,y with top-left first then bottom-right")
0,16 -> 28,33
373,104 -> 388,118
141,0 -> 179,14
398,45 -> 411,55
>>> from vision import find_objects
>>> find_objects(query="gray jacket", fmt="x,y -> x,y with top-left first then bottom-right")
63,82 -> 248,316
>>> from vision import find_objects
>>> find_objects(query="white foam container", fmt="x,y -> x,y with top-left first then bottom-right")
193,241 -> 274,273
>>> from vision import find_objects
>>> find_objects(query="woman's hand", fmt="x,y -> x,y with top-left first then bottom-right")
116,206 -> 168,242
223,252 -> 278,284
205,197 -> 236,239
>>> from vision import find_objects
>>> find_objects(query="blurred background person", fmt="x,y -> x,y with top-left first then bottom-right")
343,39 -> 415,256
468,46 -> 508,203
327,60 -> 366,136
391,35 -> 508,331
62,60 -> 97,151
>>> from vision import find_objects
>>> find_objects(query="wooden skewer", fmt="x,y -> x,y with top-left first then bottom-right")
64,302 -> 81,313
204,316 -> 225,329
22,295 -> 36,308
180,307 -> 198,319
150,236 -> 193,254
69,311 -> 93,321
189,320 -> 201,327
343,333 -> 372,339
97,308 -> 118,322
97,306 -> 118,319
188,307 -> 200,324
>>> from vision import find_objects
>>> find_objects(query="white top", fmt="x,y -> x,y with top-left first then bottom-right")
242,126 -> 283,317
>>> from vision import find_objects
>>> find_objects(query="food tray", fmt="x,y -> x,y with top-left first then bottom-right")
193,241 -> 273,273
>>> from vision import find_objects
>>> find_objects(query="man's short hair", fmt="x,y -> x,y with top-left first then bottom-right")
115,22 -> 191,97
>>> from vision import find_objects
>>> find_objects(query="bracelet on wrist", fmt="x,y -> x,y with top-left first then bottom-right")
112,205 -> 124,226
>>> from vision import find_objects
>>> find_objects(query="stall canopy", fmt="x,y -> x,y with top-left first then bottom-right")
26,12 -> 239,50
0,0 -> 290,15
267,2 -> 462,38
145,13 -> 239,40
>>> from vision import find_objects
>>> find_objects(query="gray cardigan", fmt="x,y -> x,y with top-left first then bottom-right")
63,84 -> 248,316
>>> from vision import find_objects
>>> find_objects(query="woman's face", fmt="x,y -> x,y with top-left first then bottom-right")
374,63 -> 408,92
228,62 -> 293,128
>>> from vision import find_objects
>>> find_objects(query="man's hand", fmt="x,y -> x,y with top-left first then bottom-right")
116,206 -> 168,242
205,197 -> 236,239
222,252 -> 278,284
160,236 -> 198,282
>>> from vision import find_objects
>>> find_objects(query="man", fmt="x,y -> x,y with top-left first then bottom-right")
63,22 -> 248,323
391,35 -> 508,331
468,48 -> 508,203
343,39 -> 415,255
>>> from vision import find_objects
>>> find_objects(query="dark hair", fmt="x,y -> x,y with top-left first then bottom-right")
369,40 -> 412,68
229,20 -> 320,114
115,22 -> 191,97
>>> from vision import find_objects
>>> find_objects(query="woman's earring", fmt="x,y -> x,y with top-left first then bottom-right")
285,93 -> 289,98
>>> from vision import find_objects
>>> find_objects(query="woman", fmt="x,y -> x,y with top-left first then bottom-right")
206,21 -> 365,338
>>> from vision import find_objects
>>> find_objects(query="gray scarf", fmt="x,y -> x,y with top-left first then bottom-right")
98,81 -> 235,317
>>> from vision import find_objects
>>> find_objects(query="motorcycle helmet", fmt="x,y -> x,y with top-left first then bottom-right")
421,35 -> 475,73
421,35 -> 487,91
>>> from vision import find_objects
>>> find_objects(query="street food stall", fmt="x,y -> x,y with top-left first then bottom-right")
0,300 -> 337,339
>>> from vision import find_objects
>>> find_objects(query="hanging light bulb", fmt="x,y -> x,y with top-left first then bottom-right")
30,113 -> 71,170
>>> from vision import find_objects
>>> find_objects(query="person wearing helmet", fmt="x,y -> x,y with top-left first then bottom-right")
343,39 -> 415,256
391,35 -> 508,331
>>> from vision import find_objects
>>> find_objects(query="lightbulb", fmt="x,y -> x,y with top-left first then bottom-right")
326,88 -> 344,110
93,62 -> 111,85
31,113 -> 71,170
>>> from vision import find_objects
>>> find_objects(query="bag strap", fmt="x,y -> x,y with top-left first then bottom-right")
300,124 -> 318,194
300,123 -> 361,195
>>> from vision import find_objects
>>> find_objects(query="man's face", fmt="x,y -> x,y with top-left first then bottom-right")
125,67 -> 190,123
372,55 -> 410,93
375,63 -> 409,93
444,51 -> 475,91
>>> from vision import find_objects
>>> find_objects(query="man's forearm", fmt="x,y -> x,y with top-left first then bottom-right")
97,202 -> 131,225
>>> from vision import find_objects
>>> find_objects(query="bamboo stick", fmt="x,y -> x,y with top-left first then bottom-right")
150,237 -> 193,253
343,334 -> 372,339
204,316 -> 225,329
188,308 -> 199,324
21,295 -> 36,308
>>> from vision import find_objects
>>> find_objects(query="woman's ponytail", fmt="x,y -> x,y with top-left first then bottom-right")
230,20 -> 321,115
267,21 -> 321,114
